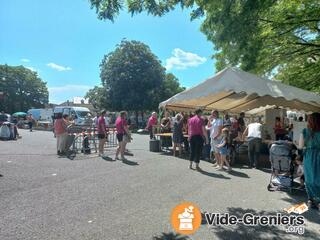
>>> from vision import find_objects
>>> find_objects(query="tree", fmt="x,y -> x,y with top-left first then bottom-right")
86,40 -> 185,111
99,40 -> 166,111
85,86 -> 110,110
158,73 -> 186,102
89,0 -> 320,93
0,65 -> 49,113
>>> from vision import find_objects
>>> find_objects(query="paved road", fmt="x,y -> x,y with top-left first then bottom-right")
0,130 -> 319,240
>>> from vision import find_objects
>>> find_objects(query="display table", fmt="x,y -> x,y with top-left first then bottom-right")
154,133 -> 188,151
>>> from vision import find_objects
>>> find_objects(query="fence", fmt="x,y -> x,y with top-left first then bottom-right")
67,126 -> 118,154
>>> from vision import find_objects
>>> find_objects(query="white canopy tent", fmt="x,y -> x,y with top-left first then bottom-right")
159,67 -> 320,113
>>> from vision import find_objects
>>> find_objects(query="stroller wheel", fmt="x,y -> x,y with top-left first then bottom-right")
66,150 -> 76,160
267,183 -> 273,192
267,184 -> 271,191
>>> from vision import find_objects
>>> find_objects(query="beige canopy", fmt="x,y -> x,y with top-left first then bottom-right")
159,67 -> 320,113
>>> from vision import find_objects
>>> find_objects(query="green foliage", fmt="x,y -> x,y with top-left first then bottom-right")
85,86 -> 110,109
86,40 -> 185,111
99,40 -> 166,111
0,65 -> 49,113
89,0 -> 320,93
159,73 -> 186,101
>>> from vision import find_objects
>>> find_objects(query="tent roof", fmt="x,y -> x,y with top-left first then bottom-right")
159,67 -> 320,113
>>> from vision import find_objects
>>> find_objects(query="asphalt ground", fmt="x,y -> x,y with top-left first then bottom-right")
0,129 -> 319,240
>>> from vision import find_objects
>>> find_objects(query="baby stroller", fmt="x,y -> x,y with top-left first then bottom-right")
64,133 -> 76,159
267,140 -> 295,192
64,126 -> 83,160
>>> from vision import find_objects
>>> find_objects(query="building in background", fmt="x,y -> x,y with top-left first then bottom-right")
59,97 -> 96,113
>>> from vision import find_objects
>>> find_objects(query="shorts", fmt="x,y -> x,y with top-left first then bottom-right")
211,137 -> 222,153
219,147 -> 228,156
98,133 -> 106,139
117,133 -> 124,142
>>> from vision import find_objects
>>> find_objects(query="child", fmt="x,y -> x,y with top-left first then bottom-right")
295,155 -> 304,188
216,128 -> 232,172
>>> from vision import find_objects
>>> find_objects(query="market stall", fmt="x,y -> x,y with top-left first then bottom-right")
159,67 -> 320,113
158,67 -> 320,166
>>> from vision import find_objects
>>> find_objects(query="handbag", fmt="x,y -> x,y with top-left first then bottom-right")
124,131 -> 132,143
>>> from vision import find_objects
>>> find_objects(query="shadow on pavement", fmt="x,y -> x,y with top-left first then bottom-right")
102,156 -> 116,161
121,159 -> 139,166
256,167 -> 272,174
124,151 -> 134,156
152,232 -> 190,240
228,169 -> 250,178
160,151 -> 213,164
206,207 -> 319,240
198,169 -> 231,180
231,165 -> 251,169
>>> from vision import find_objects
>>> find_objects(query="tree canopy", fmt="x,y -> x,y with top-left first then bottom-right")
89,0 -> 320,93
159,73 -> 186,101
85,86 -> 109,110
86,40 -> 185,111
100,40 -> 165,111
0,65 -> 49,113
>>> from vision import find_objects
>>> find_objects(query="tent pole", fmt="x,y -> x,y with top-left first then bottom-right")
225,95 -> 261,112
203,92 -> 236,108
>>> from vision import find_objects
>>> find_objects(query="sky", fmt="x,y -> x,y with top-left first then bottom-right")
0,0 -> 216,104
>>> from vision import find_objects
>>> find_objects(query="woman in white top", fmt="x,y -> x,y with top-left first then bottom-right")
207,110 -> 223,168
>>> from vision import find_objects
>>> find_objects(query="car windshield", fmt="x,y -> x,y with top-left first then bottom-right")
76,111 -> 92,118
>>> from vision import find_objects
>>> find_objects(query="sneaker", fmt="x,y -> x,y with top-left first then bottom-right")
189,163 -> 193,169
121,157 -> 128,161
115,156 -> 120,160
212,163 -> 218,167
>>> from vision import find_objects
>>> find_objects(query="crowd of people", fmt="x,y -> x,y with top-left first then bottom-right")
145,109 -> 320,210
53,110 -> 133,161
4,107 -> 319,210
146,109 -> 250,171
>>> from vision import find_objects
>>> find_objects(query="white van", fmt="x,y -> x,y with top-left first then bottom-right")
53,106 -> 93,126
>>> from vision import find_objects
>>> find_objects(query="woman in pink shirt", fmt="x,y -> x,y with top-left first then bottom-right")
115,111 -> 129,161
54,112 -> 68,155
188,108 -> 208,170
146,112 -> 158,139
